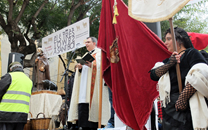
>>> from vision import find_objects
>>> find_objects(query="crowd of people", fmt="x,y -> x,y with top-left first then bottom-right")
66,28 -> 208,130
0,27 -> 208,130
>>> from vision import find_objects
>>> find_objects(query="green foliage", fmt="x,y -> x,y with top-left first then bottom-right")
161,0 -> 208,37
0,0 -> 101,38
123,0 -> 128,5
161,0 -> 208,42
0,0 -> 102,62
204,46 -> 208,52
160,20 -> 170,41
174,0 -> 208,33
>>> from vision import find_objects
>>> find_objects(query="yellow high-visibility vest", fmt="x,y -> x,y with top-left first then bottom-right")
0,72 -> 32,113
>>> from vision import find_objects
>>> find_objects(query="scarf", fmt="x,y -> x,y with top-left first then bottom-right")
153,62 -> 208,129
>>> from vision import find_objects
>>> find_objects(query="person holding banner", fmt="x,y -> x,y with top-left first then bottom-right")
150,27 -> 208,130
68,37 -> 110,130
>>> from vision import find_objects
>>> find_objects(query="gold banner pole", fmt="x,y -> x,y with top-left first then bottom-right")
98,51 -> 103,128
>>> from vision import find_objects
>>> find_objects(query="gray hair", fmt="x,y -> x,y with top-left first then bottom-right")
87,37 -> 97,46
10,64 -> 23,71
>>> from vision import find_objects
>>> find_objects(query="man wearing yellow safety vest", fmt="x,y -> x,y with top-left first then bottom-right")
0,62 -> 33,130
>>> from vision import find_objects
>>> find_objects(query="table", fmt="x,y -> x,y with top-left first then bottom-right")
29,92 -> 62,118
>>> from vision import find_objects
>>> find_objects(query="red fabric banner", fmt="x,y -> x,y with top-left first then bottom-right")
188,32 -> 208,50
97,0 -> 171,129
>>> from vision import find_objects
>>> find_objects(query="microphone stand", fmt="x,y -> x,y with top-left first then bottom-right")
60,48 -> 77,130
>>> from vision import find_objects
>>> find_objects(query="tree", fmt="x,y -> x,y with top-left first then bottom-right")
0,0 -> 101,67
0,0 -> 49,67
161,0 -> 208,41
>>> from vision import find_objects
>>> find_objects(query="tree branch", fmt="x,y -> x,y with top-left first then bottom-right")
50,0 -> 58,11
82,0 -> 91,4
25,21 -> 32,37
67,0 -> 91,25
31,18 -> 38,35
9,34 -> 18,52
67,2 -> 82,25
0,14 -> 15,48
90,17 -> 99,25
19,39 -> 36,55
30,0 -> 48,39
76,1 -> 96,21
87,0 -> 99,11
0,14 -> 7,30
8,0 -> 13,22
13,0 -> 19,7
33,0 -> 49,18
90,8 -> 100,21
71,0 -> 75,6
74,1 -> 82,9
15,0 -> 29,23
24,32 -> 31,43
14,29 -> 27,46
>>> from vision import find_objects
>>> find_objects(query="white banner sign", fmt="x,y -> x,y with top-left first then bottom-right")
128,0 -> 190,22
42,17 -> 89,58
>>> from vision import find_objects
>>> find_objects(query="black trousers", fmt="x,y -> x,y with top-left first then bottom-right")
78,103 -> 98,129
0,123 -> 26,130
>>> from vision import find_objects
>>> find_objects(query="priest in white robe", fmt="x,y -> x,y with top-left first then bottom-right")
68,37 -> 110,130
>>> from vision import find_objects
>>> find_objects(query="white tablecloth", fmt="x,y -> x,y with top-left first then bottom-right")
29,93 -> 62,118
